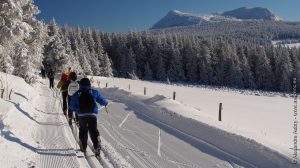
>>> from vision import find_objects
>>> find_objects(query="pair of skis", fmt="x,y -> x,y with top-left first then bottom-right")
72,110 -> 105,160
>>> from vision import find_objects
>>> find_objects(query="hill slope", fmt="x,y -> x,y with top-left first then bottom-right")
151,7 -> 282,29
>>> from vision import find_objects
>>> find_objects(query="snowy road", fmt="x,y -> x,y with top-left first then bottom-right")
97,89 -> 253,168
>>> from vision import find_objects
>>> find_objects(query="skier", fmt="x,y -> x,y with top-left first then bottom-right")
69,77 -> 108,156
47,69 -> 55,88
67,72 -> 79,125
57,73 -> 70,115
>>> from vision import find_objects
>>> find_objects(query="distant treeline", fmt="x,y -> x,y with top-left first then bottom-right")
52,20 -> 300,92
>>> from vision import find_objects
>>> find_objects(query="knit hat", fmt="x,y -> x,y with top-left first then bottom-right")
69,72 -> 77,81
80,78 -> 91,86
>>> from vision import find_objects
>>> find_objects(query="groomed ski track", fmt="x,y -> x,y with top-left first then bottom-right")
33,81 -> 105,168
28,79 -> 298,168
96,87 -> 298,168
98,88 -> 246,168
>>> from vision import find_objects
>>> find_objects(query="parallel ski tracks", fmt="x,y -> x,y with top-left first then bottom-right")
33,86 -> 80,168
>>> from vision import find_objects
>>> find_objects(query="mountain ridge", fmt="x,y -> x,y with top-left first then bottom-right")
151,7 -> 282,29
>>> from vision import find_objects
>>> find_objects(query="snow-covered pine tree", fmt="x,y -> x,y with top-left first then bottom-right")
144,62 -> 153,80
274,47 -> 292,91
166,41 -> 185,81
185,40 -> 198,82
198,41 -> 213,84
126,47 -> 138,79
150,37 -> 167,81
13,42 -> 30,79
223,42 -> 243,88
0,0 -> 45,82
237,46 -> 256,89
43,18 -> 67,72
101,53 -> 113,77
74,27 -> 92,75
253,46 -> 273,90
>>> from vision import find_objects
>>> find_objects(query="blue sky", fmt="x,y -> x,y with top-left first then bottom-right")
34,0 -> 300,32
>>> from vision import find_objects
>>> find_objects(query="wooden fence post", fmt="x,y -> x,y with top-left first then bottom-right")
97,80 -> 100,87
219,103 -> 222,121
0,88 -> 4,98
173,91 -> 176,100
106,83 -> 108,88
128,84 -> 131,91
144,87 -> 146,95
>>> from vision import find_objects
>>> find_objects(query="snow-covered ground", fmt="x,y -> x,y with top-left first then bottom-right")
97,87 -> 295,168
272,40 -> 300,48
1,72 -> 299,167
0,72 -> 101,168
91,76 -> 299,164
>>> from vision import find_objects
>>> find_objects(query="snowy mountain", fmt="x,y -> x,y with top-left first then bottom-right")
151,10 -> 237,29
151,7 -> 282,29
222,7 -> 282,21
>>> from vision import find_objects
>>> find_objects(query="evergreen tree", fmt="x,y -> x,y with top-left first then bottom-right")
184,41 -> 198,82
0,0 -> 45,82
144,62 -> 153,80
166,43 -> 185,81
126,47 -> 138,78
43,18 -> 67,71
253,46 -> 273,90
274,47 -> 292,91
237,46 -> 256,89
198,42 -> 213,84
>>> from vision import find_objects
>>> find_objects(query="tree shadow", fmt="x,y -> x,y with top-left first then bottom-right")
6,101 -> 66,127
7,101 -> 39,124
14,92 -> 28,101
1,130 -> 76,157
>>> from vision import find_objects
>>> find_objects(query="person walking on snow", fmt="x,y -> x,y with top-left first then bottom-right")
41,67 -> 46,79
67,72 -> 79,125
47,69 -> 55,88
57,73 -> 70,115
69,77 -> 108,156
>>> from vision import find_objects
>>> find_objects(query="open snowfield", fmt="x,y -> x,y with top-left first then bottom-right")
91,76 -> 299,163
272,41 -> 300,48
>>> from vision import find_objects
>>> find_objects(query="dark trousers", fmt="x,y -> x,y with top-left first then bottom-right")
62,91 -> 68,114
49,78 -> 54,88
79,116 -> 100,150
68,95 -> 78,121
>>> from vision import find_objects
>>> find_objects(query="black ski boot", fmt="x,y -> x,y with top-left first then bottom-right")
94,146 -> 100,156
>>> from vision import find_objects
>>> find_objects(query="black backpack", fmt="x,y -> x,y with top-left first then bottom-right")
48,71 -> 54,78
78,90 -> 95,113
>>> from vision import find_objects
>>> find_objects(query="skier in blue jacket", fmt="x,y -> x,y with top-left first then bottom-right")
69,77 -> 108,155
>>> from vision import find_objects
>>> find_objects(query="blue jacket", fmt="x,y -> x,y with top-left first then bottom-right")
69,85 -> 108,117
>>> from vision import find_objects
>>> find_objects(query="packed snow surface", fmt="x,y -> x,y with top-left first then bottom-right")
92,76 -> 299,163
1,72 -> 299,168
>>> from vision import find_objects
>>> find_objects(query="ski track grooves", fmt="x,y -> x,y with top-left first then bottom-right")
126,99 -> 256,168
33,85 -> 80,168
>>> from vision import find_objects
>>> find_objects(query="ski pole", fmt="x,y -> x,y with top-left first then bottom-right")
72,111 -> 78,151
105,106 -> 108,114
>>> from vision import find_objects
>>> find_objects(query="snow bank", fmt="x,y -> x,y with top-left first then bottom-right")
0,72 -> 39,167
100,87 -> 298,168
